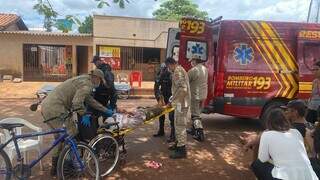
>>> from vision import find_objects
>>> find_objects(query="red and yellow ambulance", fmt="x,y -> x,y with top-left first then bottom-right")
167,17 -> 320,121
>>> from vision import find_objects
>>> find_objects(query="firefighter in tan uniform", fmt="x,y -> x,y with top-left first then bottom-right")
41,69 -> 113,176
187,57 -> 208,142
166,57 -> 191,159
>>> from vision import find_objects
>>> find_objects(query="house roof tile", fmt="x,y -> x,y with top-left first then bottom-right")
0,13 -> 20,30
0,30 -> 92,37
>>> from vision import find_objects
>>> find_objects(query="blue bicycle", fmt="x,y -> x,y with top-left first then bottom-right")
0,110 -> 100,180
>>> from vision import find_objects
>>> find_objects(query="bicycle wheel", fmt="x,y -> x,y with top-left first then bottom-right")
57,142 -> 100,180
89,133 -> 119,177
0,149 -> 12,180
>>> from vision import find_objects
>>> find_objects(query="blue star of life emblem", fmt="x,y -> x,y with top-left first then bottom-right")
191,43 -> 204,55
233,43 -> 254,65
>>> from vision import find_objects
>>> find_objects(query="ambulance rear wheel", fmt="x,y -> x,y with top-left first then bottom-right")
260,101 -> 286,128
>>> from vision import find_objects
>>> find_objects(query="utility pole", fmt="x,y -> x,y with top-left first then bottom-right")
308,0 -> 320,23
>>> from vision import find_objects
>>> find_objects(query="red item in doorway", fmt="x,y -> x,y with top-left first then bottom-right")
58,64 -> 65,74
130,71 -> 142,87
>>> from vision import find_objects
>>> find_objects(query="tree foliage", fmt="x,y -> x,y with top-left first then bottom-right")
33,0 -> 129,33
33,0 -> 58,32
95,0 -> 129,9
78,16 -> 93,34
152,0 -> 208,21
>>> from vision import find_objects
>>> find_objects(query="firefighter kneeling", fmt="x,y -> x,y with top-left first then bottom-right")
187,56 -> 208,142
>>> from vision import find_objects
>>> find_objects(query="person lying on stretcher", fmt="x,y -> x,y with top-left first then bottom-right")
104,105 -> 170,130
79,96 -> 169,141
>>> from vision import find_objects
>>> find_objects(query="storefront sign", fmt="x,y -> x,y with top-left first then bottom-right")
99,46 -> 121,70
31,47 -> 37,52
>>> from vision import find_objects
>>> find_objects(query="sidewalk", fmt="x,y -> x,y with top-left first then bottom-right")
0,81 -> 155,99
0,82 -> 60,99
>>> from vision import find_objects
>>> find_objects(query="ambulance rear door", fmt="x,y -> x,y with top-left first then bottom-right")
297,30 -> 320,98
166,28 -> 180,61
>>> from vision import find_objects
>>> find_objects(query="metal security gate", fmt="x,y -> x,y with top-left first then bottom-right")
120,47 -> 160,80
23,44 -> 72,81
120,47 -> 143,70
97,45 -> 161,81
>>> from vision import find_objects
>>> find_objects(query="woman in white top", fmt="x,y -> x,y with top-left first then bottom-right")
251,109 -> 318,180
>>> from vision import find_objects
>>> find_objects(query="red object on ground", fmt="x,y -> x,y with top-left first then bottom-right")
130,71 -> 142,87
145,160 -> 162,169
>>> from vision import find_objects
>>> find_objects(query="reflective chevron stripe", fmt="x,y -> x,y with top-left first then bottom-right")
241,21 -> 298,99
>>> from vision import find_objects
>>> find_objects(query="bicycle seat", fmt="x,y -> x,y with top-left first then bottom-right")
0,123 -> 24,130
100,122 -> 119,129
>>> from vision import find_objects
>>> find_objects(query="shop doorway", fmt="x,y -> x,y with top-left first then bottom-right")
77,46 -> 89,75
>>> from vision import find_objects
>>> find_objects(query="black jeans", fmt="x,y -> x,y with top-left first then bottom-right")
158,109 -> 175,132
157,95 -> 175,133
251,159 -> 282,180
77,114 -> 98,142
310,158 -> 320,178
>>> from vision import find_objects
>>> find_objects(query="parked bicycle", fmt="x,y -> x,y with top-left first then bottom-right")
0,109 -> 100,180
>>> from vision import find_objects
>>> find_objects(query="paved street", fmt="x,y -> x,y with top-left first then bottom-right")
0,99 -> 261,180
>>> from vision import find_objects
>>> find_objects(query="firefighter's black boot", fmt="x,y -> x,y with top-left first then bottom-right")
193,128 -> 205,142
167,128 -> 176,143
50,156 -> 58,176
153,130 -> 164,137
169,146 -> 187,159
168,143 -> 177,151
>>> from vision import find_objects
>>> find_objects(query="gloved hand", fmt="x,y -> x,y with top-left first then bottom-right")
167,96 -> 173,107
104,108 -> 114,117
81,114 -> 91,127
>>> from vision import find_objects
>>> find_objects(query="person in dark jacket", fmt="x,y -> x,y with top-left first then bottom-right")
76,56 -> 118,143
153,63 -> 175,142
91,55 -> 117,110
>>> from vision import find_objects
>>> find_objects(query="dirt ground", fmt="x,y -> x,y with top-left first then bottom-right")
0,99 -> 260,180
